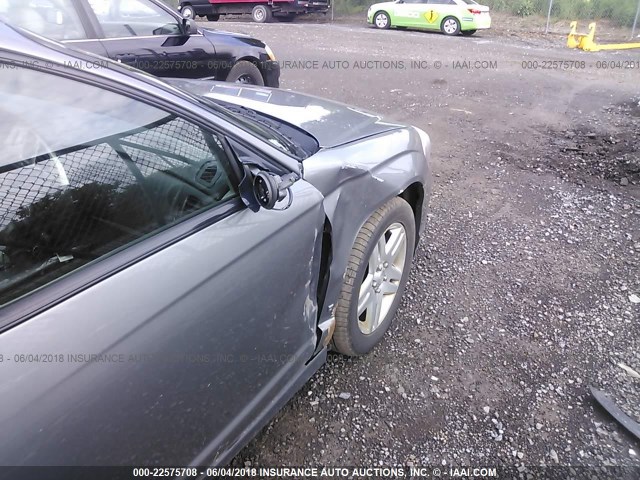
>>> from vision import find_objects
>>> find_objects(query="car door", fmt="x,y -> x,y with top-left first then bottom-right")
0,61 -> 325,466
390,0 -> 424,28
82,0 -> 217,78
420,0 -> 458,30
0,0 -> 109,57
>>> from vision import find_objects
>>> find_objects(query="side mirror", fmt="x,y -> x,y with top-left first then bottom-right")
253,172 -> 297,210
182,17 -> 197,35
236,155 -> 298,212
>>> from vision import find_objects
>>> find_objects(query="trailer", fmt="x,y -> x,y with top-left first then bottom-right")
179,0 -> 330,23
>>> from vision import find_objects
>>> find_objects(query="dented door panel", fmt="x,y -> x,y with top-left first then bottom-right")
0,181 -> 325,466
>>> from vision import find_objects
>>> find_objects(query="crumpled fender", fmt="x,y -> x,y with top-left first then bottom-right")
302,127 -> 431,327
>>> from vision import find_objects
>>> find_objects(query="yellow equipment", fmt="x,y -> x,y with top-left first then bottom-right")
567,21 -> 640,51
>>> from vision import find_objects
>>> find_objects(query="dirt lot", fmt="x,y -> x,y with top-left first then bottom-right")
201,15 -> 640,472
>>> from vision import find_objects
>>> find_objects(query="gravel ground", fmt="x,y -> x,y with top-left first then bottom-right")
199,16 -> 640,471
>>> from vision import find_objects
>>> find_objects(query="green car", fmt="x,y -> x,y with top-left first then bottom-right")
367,0 -> 491,36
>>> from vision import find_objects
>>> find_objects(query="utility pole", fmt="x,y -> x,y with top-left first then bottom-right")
545,0 -> 554,34
632,0 -> 640,39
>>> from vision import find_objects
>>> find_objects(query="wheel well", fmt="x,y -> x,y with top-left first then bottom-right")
399,182 -> 424,248
316,218 -> 333,319
313,218 -> 333,350
237,56 -> 261,68
441,16 -> 459,26
237,55 -> 260,63
374,10 -> 390,22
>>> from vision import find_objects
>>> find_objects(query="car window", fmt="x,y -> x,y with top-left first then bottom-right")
0,64 -> 239,308
87,0 -> 181,38
0,0 -> 86,40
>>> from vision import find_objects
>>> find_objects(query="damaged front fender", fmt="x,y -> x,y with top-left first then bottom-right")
302,127 -> 431,330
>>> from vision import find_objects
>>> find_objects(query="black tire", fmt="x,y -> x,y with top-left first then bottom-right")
373,11 -> 390,30
206,14 -> 220,21
252,5 -> 272,23
226,61 -> 265,86
461,29 -> 477,36
180,5 -> 195,19
333,197 -> 416,356
441,16 -> 461,35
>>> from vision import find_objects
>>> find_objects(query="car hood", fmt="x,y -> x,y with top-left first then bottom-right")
200,27 -> 250,40
166,79 -> 404,149
200,28 -> 267,49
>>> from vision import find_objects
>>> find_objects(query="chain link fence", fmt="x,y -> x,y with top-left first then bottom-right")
162,0 -> 640,37
484,0 -> 640,38
0,114 -> 226,301
0,116 -> 208,231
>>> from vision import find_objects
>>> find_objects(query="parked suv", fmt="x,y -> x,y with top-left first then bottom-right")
0,0 -> 280,85
179,0 -> 330,23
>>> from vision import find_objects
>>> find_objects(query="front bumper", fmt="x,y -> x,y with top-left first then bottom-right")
261,60 -> 281,88
415,127 -> 432,238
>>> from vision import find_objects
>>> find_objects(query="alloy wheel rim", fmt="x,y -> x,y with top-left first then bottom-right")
236,74 -> 254,84
444,19 -> 457,33
182,8 -> 193,18
375,15 -> 388,28
357,223 -> 407,335
255,9 -> 265,21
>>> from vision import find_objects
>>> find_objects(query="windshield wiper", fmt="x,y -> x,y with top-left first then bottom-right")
198,98 -> 305,158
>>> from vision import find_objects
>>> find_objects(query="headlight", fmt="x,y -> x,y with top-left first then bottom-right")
265,45 -> 277,61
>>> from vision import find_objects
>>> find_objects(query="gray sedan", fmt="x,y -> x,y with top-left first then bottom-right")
0,22 -> 431,468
